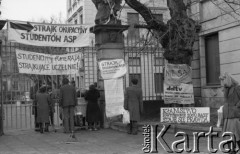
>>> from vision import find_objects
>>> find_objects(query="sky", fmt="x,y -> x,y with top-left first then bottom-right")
1,0 -> 67,22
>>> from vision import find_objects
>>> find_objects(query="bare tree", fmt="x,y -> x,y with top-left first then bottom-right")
124,0 -> 199,65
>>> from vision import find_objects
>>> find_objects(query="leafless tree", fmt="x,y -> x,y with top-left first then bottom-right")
123,0 -> 240,65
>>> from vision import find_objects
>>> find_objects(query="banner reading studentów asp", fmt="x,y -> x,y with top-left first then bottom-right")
8,20 -> 91,47
16,49 -> 82,75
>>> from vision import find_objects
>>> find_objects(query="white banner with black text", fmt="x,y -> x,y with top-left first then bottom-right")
8,20 -> 91,47
15,49 -> 82,75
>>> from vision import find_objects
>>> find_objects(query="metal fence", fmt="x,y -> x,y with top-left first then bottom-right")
0,34 -> 164,131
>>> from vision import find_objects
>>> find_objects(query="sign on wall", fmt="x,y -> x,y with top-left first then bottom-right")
8,20 -> 91,47
99,59 -> 127,80
164,63 -> 194,104
160,107 -> 210,123
15,49 -> 82,75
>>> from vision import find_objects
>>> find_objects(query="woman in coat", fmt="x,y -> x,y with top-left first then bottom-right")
36,86 -> 52,133
85,84 -> 101,131
124,78 -> 143,135
220,72 -> 240,154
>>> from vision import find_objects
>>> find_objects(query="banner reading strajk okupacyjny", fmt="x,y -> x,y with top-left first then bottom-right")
99,59 -> 127,118
8,20 -> 90,47
164,63 -> 194,104
16,49 -> 82,75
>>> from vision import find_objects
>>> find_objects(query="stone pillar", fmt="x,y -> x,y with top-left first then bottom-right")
90,25 -> 129,128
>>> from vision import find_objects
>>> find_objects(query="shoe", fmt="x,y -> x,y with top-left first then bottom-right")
88,128 -> 93,131
34,128 -> 40,132
93,128 -> 98,131
45,128 -> 49,132
40,128 -> 44,134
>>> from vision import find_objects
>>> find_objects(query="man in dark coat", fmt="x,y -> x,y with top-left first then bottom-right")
30,80 -> 42,131
59,78 -> 77,133
124,78 -> 143,135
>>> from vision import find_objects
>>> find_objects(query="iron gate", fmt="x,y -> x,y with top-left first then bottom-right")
0,31 -> 163,131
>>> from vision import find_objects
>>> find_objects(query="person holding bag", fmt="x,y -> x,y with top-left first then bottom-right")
124,78 -> 143,135
219,72 -> 240,154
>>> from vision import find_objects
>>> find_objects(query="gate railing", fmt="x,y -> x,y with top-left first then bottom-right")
3,99 -> 62,131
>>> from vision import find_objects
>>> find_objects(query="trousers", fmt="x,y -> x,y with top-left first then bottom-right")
63,106 -> 75,133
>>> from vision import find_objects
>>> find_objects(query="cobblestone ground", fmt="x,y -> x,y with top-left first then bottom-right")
0,128 -> 237,154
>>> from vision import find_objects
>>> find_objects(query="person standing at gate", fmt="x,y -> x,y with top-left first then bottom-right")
30,80 -> 42,131
124,78 -> 143,135
35,85 -> 52,133
59,78 -> 77,133
85,84 -> 101,131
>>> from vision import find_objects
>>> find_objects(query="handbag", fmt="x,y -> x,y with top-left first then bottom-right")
122,109 -> 130,124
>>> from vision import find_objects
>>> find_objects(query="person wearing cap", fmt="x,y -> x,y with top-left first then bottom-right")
59,78 -> 77,133
219,72 -> 240,154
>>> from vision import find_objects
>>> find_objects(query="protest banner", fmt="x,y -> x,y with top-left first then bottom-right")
164,83 -> 194,104
164,63 -> 194,104
99,59 -> 127,80
165,63 -> 192,86
104,78 -> 124,118
8,20 -> 91,47
15,49 -> 82,75
160,107 -> 210,123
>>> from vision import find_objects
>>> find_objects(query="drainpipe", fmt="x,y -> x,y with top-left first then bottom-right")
0,40 -> 3,136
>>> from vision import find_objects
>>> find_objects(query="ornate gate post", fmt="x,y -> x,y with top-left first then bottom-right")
90,25 -> 129,128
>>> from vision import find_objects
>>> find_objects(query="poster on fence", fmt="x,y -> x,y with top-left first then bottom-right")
15,49 -> 82,75
104,78 -> 124,118
8,20 -> 91,47
160,107 -> 210,123
164,63 -> 194,104
99,59 -> 127,80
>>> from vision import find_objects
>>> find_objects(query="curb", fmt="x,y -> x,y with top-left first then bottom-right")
110,121 -> 222,134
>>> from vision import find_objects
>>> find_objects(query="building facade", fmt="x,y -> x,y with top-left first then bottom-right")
188,0 -> 240,108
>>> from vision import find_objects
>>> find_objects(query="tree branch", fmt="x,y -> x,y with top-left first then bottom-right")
124,0 -> 167,32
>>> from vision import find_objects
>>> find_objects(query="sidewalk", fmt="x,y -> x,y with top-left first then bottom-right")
0,126 -> 226,154
110,121 -> 222,135
0,128 -> 144,154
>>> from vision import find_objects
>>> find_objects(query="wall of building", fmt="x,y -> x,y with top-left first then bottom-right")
197,0 -> 240,108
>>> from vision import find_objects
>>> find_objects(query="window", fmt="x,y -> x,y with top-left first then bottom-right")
127,13 -> 139,38
129,57 -> 140,66
154,73 -> 163,93
12,81 -> 18,90
129,74 -> 141,87
74,19 -> 78,24
79,14 -> 83,24
154,57 -> 164,66
205,33 -> 220,85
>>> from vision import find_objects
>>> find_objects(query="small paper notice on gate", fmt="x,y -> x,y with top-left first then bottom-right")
99,59 -> 127,80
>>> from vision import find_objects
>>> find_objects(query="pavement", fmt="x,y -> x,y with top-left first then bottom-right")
0,123 -> 232,154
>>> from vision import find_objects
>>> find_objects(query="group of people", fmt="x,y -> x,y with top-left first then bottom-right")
30,78 -> 102,134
